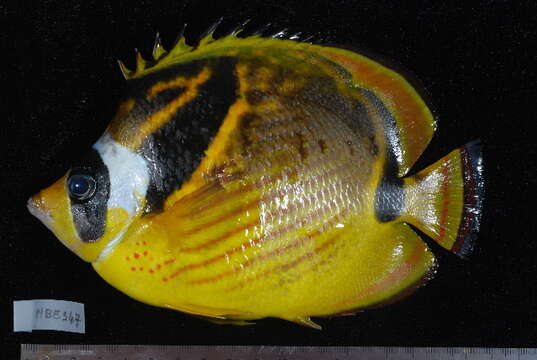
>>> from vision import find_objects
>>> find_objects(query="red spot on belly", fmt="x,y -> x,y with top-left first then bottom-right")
133,253 -> 140,259
164,258 -> 176,265
139,267 -> 144,271
143,251 -> 148,256
131,267 -> 136,271
162,277 -> 168,282
156,264 -> 161,270
149,269 -> 154,274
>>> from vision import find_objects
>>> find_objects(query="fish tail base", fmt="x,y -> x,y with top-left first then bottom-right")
403,140 -> 484,258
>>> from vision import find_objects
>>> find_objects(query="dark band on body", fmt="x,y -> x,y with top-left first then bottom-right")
139,57 -> 238,214
359,88 -> 405,222
69,149 -> 110,242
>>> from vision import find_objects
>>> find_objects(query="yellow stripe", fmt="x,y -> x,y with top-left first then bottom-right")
128,67 -> 212,150
163,98 -> 250,209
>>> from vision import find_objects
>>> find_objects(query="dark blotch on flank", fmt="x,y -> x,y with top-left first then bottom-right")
296,131 -> 308,161
318,139 -> 327,153
283,74 -> 379,158
374,156 -> 405,223
138,57 -> 238,214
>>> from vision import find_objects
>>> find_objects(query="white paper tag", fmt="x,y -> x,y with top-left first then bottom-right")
13,299 -> 85,333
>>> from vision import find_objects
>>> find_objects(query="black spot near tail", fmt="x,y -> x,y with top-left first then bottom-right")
374,156 -> 405,222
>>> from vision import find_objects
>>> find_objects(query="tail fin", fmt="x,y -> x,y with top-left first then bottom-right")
402,140 -> 484,258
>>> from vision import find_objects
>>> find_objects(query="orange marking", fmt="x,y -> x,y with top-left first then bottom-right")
149,269 -> 154,274
164,258 -> 176,265
143,251 -> 148,256
178,161 -> 352,252
187,210 -> 348,286
169,206 -> 334,279
147,70 -> 206,99
179,220 -> 260,253
171,166 -> 355,279
131,267 -> 136,271
337,241 -> 424,308
125,256 -> 130,261
186,186 -> 255,218
133,253 -> 140,259
437,158 -> 451,243
156,264 -> 161,270
181,200 -> 260,236
228,231 -> 342,291
139,267 -> 144,271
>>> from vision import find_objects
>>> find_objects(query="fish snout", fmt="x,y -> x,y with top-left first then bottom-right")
27,193 -> 54,230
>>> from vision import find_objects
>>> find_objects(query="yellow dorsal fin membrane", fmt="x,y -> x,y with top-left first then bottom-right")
198,17 -> 224,47
117,60 -> 133,80
401,140 -> 484,258
134,48 -> 147,73
229,19 -> 252,36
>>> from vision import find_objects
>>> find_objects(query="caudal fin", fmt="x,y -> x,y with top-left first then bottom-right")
402,140 -> 484,258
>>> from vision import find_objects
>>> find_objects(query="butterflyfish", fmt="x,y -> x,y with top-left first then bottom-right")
28,24 -> 484,328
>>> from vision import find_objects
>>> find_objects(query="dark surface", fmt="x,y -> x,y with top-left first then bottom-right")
2,0 -> 535,358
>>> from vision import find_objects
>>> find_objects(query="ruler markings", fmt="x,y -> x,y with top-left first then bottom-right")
20,345 -> 537,360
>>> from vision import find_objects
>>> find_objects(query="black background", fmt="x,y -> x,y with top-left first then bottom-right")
2,1 -> 536,358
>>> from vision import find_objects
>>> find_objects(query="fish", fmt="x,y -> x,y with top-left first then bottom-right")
28,23 -> 484,329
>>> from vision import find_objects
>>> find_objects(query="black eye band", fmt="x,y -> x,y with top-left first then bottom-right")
67,174 -> 97,201
68,149 -> 110,243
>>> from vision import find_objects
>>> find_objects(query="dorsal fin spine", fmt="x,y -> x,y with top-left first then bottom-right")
116,22 -> 309,80
152,32 -> 167,60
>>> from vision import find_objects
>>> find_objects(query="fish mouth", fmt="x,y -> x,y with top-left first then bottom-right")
27,195 -> 54,232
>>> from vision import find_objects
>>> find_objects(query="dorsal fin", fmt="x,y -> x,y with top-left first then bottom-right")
116,20 -> 313,80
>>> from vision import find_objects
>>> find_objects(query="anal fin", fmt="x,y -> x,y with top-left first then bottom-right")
290,317 -> 322,330
195,316 -> 255,326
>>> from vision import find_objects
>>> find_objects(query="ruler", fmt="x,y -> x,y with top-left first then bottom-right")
20,344 -> 537,360
20,345 -> 537,360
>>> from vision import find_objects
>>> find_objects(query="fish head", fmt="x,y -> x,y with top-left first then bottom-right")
28,133 -> 149,262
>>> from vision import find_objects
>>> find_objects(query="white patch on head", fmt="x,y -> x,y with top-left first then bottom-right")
93,132 -> 149,215
93,132 -> 149,259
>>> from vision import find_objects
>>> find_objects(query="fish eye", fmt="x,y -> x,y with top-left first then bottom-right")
67,174 -> 97,201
